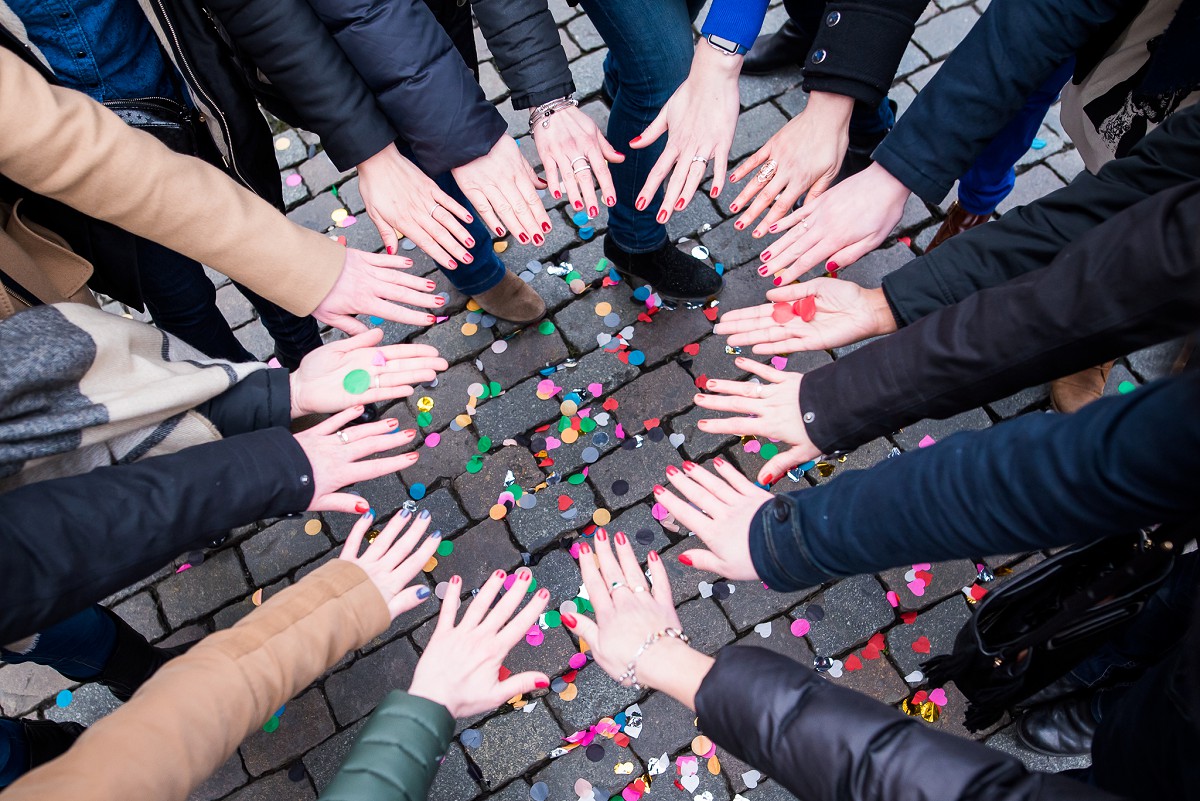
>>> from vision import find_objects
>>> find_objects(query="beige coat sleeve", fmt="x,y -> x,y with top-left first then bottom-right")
0,50 -> 345,316
4,560 -> 391,801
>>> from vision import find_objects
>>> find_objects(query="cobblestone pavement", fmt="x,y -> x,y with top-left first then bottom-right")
2,1 -> 1180,799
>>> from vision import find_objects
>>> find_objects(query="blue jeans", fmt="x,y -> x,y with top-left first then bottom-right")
956,59 -> 1075,216
0,719 -> 25,788
135,237 -> 322,368
1,605 -> 116,679
577,0 -> 706,254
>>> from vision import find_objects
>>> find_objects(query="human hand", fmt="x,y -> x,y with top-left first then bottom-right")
693,358 -> 820,482
532,105 -> 624,219
313,249 -> 443,335
728,92 -> 853,236
451,135 -> 552,247
357,143 -> 476,270
339,508 -> 441,618
294,406 -> 418,513
408,567 -> 550,718
632,44 -> 741,223
289,328 -> 449,417
653,459 -> 772,579
714,278 -> 897,353
758,162 -> 912,284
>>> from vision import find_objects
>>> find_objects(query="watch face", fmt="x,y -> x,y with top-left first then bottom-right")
707,34 -> 739,53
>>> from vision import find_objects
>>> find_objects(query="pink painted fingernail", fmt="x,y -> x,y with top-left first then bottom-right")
768,223 -> 778,233
447,259 -> 457,269
605,196 -> 615,206
730,203 -> 740,213
462,253 -> 473,263
495,226 -> 505,236
465,237 -> 475,247
574,201 -> 584,210
518,233 -> 529,244
656,210 -> 668,223
553,190 -> 562,199
386,246 -> 395,255
533,234 -> 544,246
735,221 -> 745,230
665,464 -> 679,476
758,265 -> 769,276
589,205 -> 598,217
710,186 -> 720,198
713,457 -> 726,467
678,554 -> 693,566
615,531 -> 627,545
653,484 -> 666,495
648,550 -> 660,562
535,679 -> 549,688
762,251 -> 772,260
596,529 -> 607,542
773,277 -> 783,286
636,197 -> 648,211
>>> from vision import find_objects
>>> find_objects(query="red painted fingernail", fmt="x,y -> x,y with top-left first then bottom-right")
826,261 -> 839,272
495,569 -> 506,579
402,429 -> 416,437
730,203 -> 740,213
495,226 -> 504,236
426,315 -> 436,324
386,246 -> 395,255
682,461 -> 696,472
466,237 -> 475,247
630,135 -> 642,145
447,259 -> 457,269
768,224 -> 778,233
606,196 -> 615,206
765,251 -> 775,261
713,456 -> 726,467
678,554 -> 693,566
758,265 -> 769,276
533,234 -> 544,246
462,253 -> 473,263
734,221 -> 744,230
656,210 -> 668,223
762,473 -> 775,484
537,587 -> 550,599
653,484 -> 666,495
387,418 -> 399,428
542,222 -> 552,233
562,613 -> 577,628
466,215 -> 474,223
636,197 -> 648,211
553,190 -> 562,199
648,550 -> 660,562
596,530 -> 607,542
574,201 -> 584,210
589,205 -> 598,217
519,568 -> 531,581
579,543 -> 591,555
615,531 -> 627,545
451,575 -> 461,584
535,680 -> 549,688
518,233 -> 529,244
710,186 -> 720,198
426,281 -> 436,290
355,501 -> 369,513
773,277 -> 783,286
665,464 -> 679,476
674,198 -> 685,211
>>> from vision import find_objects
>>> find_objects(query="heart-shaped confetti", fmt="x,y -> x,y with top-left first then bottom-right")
770,356 -> 787,370
741,770 -> 762,789
743,439 -> 761,454
695,792 -> 714,801
912,636 -> 931,654
753,621 -> 772,637
929,687 -> 948,706
771,302 -> 793,324
827,659 -> 844,678
681,775 -> 700,793
668,433 -> 685,447
698,581 -> 713,598
844,654 -> 863,671
914,563 -> 932,571
905,670 -> 925,683
886,590 -> 900,607
907,580 -> 926,597
702,307 -> 719,322
683,343 -> 700,356
647,754 -> 669,776
862,643 -> 881,660
900,611 -> 918,624
794,295 -> 817,322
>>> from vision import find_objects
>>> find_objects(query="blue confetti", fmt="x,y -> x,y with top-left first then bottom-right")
572,211 -> 589,226
608,267 -> 622,283
410,483 -> 427,501
274,704 -> 287,718
1031,138 -> 1047,150
578,226 -> 595,240
369,316 -> 384,326
628,350 -> 646,366
798,460 -> 818,472
632,286 -> 651,301
714,262 -> 725,276
55,690 -> 73,708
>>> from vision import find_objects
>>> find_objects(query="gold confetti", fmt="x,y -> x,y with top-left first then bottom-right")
614,762 -> 634,775
557,682 -> 578,701
816,461 -> 835,477
423,556 -> 438,572
416,396 -> 435,413
592,508 -> 612,526
365,528 -> 381,544
455,413 -> 473,428
560,400 -> 579,416
303,519 -> 322,536
331,208 -> 349,223
493,240 -> 509,254
489,503 -> 508,521
251,588 -> 264,606
560,428 -> 579,444
707,755 -> 721,775
466,299 -> 482,312
461,322 -> 479,337
594,301 -> 613,316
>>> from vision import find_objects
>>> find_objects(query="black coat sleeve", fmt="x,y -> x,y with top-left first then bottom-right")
472,0 -> 575,110
881,104 -> 1200,324
0,428 -> 314,643
304,0 -> 508,175
799,180 -> 1200,454
204,0 -> 399,170
696,648 -> 1121,801
799,0 -> 929,106
193,367 -> 292,437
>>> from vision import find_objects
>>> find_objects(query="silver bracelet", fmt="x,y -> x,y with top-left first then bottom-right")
529,96 -> 579,130
615,627 -> 689,691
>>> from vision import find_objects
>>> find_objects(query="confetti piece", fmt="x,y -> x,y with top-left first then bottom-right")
627,350 -> 645,366
918,435 -> 937,448
929,688 -> 948,706
436,540 -> 454,556
423,556 -> 438,572
886,590 -> 899,607
790,619 -> 810,637
331,208 -> 349,223
343,369 -> 371,394
371,350 -> 387,367
912,635 -> 932,654
251,588 -> 264,606
593,508 -> 612,526
274,137 -> 291,151
55,690 -> 73,708
1031,137 -> 1047,150
263,716 -> 280,733
410,483 -> 427,501
569,652 -> 588,669
794,295 -> 817,322
771,302 -> 793,324
304,519 -> 322,536
425,432 -> 441,448
558,682 -> 578,701
490,503 -> 508,520
1118,380 -> 1137,394
285,173 -> 302,187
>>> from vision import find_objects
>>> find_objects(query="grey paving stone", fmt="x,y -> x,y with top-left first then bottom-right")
606,504 -> 672,562
997,165 -> 1066,216
223,770 -> 315,801
1103,362 -> 1139,398
891,407 -> 992,451
589,430 -> 684,512
299,151 -> 353,193
1047,147 -> 1087,183
808,437 -> 897,484
158,623 -> 209,648
835,243 -> 915,289
213,578 -> 289,631
526,547 -> 584,607
479,60 -> 507,102
672,404 -> 738,462
507,478 -> 599,552
240,689 -> 336,776
216,284 -> 256,328
403,425 -> 479,489
430,518 -> 523,592
533,735 -> 641,800
640,304 -> 721,368
281,169 -> 308,209
896,40 -> 930,78
677,597 -> 736,655
471,703 -> 565,785
665,193 -> 723,242
611,361 -> 696,433
302,718 -> 366,792
571,50 -> 609,99
487,779 -> 535,801
158,548 -> 249,628
325,638 -> 421,726
1016,125 -> 1066,169
553,282 -> 642,353
397,361 -> 486,433
885,596 -> 972,677
546,663 -> 643,731
336,215 -> 384,254
323,473 -> 411,543
987,384 -> 1051,419
821,642 -> 909,705
716,577 -> 816,632
657,539 -> 708,607
285,191 -> 342,234
898,192 -> 935,232
42,683 -> 120,726
559,26 -> 582,60
189,753 -> 248,801
702,214 -> 779,269
906,60 -> 943,92
240,518 -> 332,585
628,689 -> 700,761
233,320 -> 275,361
359,573 -> 436,654
473,376 -> 559,444
558,344 -> 643,398
478,326 -> 570,388
880,559 -> 986,612
776,85 -> 809,119
911,5 -> 979,59
803,574 -> 895,656
734,617 -> 816,666
272,130 -> 307,169
731,102 -> 789,162
452,444 -> 544,520
567,13 -> 605,50
429,741 -> 482,801
1126,337 -> 1186,383
335,175 -> 366,215
0,662 -> 73,717
111,591 -> 165,641
411,309 -> 496,365
504,624 -> 578,680
739,65 -> 805,108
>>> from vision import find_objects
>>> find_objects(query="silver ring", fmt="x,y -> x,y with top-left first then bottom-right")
573,165 -> 593,174
610,581 -> 626,591
756,159 -> 778,184
800,219 -> 810,231
690,156 -> 708,165
754,383 -> 766,399
429,203 -> 440,217
374,374 -> 381,390
337,430 -> 350,444
631,586 -> 648,593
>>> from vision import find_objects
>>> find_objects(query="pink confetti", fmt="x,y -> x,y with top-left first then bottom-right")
545,436 -> 562,450
175,563 -> 192,573
425,432 -> 441,448
338,215 -> 357,228
743,439 -> 761,454
371,350 -> 387,366
497,491 -> 515,506
907,580 -> 926,597
770,356 -> 787,370
525,624 -> 545,646
536,379 -> 560,397
285,174 -> 302,187
918,435 -> 937,448
615,424 -> 625,440
651,502 -> 669,521
913,563 -> 931,571
569,653 -> 588,669
587,382 -> 603,396
569,542 -> 582,559
790,619 -> 810,637
886,590 -> 900,607
929,688 -> 948,706
621,787 -> 642,801
503,574 -> 517,591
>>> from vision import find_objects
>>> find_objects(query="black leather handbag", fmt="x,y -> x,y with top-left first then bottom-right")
923,519 -> 1191,731
102,96 -> 201,156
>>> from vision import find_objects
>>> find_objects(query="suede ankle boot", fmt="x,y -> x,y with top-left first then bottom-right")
472,271 -> 546,324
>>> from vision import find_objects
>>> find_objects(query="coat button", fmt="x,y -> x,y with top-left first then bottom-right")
826,11 -> 841,26
803,411 -> 815,423
811,49 -> 827,64
771,497 -> 790,522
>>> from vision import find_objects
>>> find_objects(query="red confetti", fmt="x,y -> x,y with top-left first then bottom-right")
771,302 -> 794,324
861,643 -> 881,660
614,733 -> 630,747
794,295 -> 817,322
898,236 -> 912,246
498,665 -> 512,681
695,374 -> 709,390
969,584 -> 988,601
558,495 -> 573,511
912,690 -> 929,705
703,307 -> 719,321
602,398 -> 619,411
844,654 -> 863,672
900,611 -> 918,624
562,670 -> 578,683
912,636 -> 931,654
643,418 -> 660,430
682,343 -> 700,356
637,313 -> 654,323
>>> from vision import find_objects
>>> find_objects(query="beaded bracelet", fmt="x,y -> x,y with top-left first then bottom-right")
529,96 -> 580,130
616,628 -> 689,691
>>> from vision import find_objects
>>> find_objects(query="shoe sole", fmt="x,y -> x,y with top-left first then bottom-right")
611,266 -> 723,305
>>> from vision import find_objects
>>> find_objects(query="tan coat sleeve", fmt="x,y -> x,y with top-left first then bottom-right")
0,50 -> 345,316
3,560 -> 391,801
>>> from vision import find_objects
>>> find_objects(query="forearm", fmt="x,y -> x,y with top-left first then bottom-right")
696,648 -> 1118,801
0,428 -> 313,642
753,370 -> 1200,591
472,0 -> 575,109
195,368 -> 293,435
0,51 -> 344,316
4,560 -> 390,801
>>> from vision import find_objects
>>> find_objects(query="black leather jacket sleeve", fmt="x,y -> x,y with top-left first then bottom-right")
696,647 -> 1121,801
203,0 -> 399,170
472,0 -> 575,109
194,367 -> 293,437
0,427 -> 314,643
305,0 -> 507,175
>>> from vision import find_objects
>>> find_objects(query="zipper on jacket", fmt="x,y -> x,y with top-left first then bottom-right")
149,0 -> 250,187
1,277 -> 38,308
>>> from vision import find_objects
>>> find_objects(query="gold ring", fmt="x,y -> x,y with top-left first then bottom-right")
337,430 -> 350,445
756,160 -> 778,184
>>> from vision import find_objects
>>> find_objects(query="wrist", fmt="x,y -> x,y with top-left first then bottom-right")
866,287 -> 900,336
407,679 -> 458,718
637,639 -> 714,710
288,373 -> 305,419
804,90 -> 855,129
693,41 -> 743,77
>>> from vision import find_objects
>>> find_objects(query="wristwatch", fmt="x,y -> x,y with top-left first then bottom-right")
705,33 -> 748,56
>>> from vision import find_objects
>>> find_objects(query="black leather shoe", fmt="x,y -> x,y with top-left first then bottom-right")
743,19 -> 808,75
603,235 -> 723,303
60,608 -> 188,702
20,720 -> 85,769
1016,696 -> 1100,756
1014,671 -> 1091,710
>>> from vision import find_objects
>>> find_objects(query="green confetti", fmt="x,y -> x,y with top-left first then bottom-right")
342,369 -> 371,395
579,417 -> 597,433
527,577 -> 538,593
488,381 -> 503,397
558,417 -> 572,432
537,320 -> 556,335
595,257 -> 610,272
436,540 -> 454,556
262,717 -> 280,733
574,596 -> 594,614
506,484 -> 524,500
466,455 -> 484,474
416,411 -> 432,427
565,270 -> 582,282
760,442 -> 779,460
544,610 -> 562,628
477,436 -> 492,453
1118,380 -> 1137,394
566,473 -> 586,485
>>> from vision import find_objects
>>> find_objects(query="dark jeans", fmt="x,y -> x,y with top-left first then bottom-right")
135,236 -> 322,369
956,59 -> 1075,216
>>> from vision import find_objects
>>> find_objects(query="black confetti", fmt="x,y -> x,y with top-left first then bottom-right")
612,480 -> 630,496
805,604 -> 826,622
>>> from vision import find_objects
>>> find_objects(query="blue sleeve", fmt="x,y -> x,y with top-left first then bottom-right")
700,0 -> 770,51
751,370 -> 1200,592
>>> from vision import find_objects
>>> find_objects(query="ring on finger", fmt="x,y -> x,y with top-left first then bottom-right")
757,159 -> 778,184
799,219 -> 810,231
428,203 -> 440,217
631,586 -> 647,593
337,430 -> 350,445
690,156 -> 708,165
573,164 -> 593,175
374,374 -> 381,391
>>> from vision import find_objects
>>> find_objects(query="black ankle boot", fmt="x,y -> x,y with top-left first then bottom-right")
603,236 -> 723,303
20,720 -> 85,769
743,20 -> 809,75
61,608 -> 188,702
833,99 -> 899,186
1016,695 -> 1100,756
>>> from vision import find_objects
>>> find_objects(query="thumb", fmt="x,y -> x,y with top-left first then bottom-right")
563,612 -> 599,649
497,670 -> 550,699
679,548 -> 725,575
758,446 -> 814,485
333,327 -> 384,352
387,584 -> 433,619
632,109 -> 668,148
325,313 -> 369,336
822,239 -> 875,275
309,491 -> 369,514
597,132 -> 626,163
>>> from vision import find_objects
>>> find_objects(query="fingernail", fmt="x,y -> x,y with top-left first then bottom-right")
615,531 -> 627,545
466,215 -> 474,223
674,198 -> 685,211
537,587 -> 550,599
447,259 -> 457,269
416,586 -> 432,599
387,418 -> 399,428
535,680 -> 549,689
518,233 -> 529,244
436,296 -> 445,306
762,473 -> 775,485
533,234 -> 544,246
386,246 -> 395,255
426,280 -> 437,290
682,461 -> 696,472
579,543 -> 591,555
762,251 -> 772,260
361,508 -> 374,521
574,201 -> 583,210
730,203 -> 740,213
665,464 -> 679,476
426,315 -> 436,324
648,550 -> 660,562
773,277 -> 783,286
495,226 -> 505,236
636,197 -> 648,211
399,508 -> 412,519
656,210 -> 668,224
355,501 -> 369,513
596,529 -> 607,542
517,568 -> 530,581
710,186 -> 720,198
430,530 -> 443,539
713,456 -> 726,467
678,554 -> 693,566
735,221 -> 744,230
542,222 -> 552,233
589,205 -> 598,217
451,575 -> 461,585
553,190 -> 562,199
630,135 -> 642,144
758,265 -> 769,276
605,196 -> 615,207
462,253 -> 473,263
826,261 -> 839,274
494,569 -> 506,579
653,484 -> 666,495
402,429 -> 416,437
418,509 -> 431,520
562,613 -> 577,628
769,223 -> 778,233
465,237 -> 475,247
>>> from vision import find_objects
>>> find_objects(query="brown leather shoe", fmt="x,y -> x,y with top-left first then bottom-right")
472,270 -> 546,324
1050,361 -> 1114,413
925,200 -> 992,252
